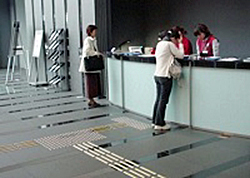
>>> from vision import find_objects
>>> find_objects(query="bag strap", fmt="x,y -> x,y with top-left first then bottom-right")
168,43 -> 175,64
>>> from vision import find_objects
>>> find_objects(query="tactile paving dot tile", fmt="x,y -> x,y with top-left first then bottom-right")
35,129 -> 106,150
112,117 -> 151,130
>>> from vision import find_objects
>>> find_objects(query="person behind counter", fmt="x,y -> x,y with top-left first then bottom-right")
194,23 -> 219,57
152,29 -> 184,130
171,26 -> 193,55
79,25 -> 102,108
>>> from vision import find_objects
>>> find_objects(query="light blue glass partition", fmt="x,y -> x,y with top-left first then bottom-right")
108,57 -> 250,136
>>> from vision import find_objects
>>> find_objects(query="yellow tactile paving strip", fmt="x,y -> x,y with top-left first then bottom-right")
74,142 -> 167,178
0,140 -> 39,154
0,121 -> 129,154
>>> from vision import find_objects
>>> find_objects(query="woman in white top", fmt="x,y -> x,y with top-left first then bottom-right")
152,29 -> 184,130
79,25 -> 102,108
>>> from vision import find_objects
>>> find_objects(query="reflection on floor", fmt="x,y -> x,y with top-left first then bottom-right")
0,72 -> 249,178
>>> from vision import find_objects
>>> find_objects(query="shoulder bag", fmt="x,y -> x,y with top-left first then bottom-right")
84,55 -> 104,71
169,58 -> 182,79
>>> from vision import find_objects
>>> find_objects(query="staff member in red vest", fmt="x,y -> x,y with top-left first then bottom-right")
172,26 -> 193,55
194,24 -> 219,57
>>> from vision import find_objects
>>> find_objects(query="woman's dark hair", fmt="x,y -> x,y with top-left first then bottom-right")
86,25 -> 98,36
158,29 -> 180,41
171,26 -> 187,35
158,30 -> 168,40
194,24 -> 211,38
167,29 -> 180,39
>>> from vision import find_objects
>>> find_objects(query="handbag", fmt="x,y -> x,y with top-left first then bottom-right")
84,55 -> 104,71
169,59 -> 182,79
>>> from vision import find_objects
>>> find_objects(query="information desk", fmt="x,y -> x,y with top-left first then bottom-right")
107,55 -> 250,136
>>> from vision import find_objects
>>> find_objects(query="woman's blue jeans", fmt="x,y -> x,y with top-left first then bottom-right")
152,76 -> 173,126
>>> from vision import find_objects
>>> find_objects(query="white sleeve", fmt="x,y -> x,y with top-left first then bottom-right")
178,43 -> 185,55
169,43 -> 184,59
94,40 -> 99,52
196,41 -> 200,55
82,38 -> 98,57
212,39 -> 219,56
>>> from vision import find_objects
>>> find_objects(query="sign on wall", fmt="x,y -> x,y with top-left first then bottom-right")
32,30 -> 43,58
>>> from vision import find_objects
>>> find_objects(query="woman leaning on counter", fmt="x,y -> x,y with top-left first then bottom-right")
152,29 -> 184,130
194,23 -> 219,57
79,25 -> 102,109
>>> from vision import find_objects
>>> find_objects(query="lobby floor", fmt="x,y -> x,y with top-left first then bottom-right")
0,72 -> 249,178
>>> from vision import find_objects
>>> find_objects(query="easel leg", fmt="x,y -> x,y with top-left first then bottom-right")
35,58 -> 39,83
5,57 -> 12,85
24,50 -> 29,81
28,57 -> 33,82
11,56 -> 16,81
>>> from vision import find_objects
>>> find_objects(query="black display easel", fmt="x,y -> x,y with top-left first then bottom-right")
5,21 -> 28,85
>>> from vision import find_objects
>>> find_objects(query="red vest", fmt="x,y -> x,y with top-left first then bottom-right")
197,35 -> 216,56
176,36 -> 193,55
182,36 -> 193,55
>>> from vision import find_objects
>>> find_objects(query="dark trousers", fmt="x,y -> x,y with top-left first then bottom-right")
152,76 -> 173,126
84,73 -> 101,99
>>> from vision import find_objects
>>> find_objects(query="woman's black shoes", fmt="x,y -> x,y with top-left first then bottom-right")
88,102 -> 101,109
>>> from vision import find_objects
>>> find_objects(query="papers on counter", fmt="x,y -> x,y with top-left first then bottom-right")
206,56 -> 220,61
218,57 -> 239,62
243,57 -> 250,63
243,59 -> 250,63
138,54 -> 155,58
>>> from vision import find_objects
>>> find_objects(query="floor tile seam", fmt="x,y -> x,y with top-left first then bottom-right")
0,151 -> 79,174
0,90 -> 61,101
0,88 -> 54,96
0,82 -> 29,86
0,104 -> 112,124
176,140 -> 250,158
0,82 -> 26,86
20,104 -> 111,121
142,155 -> 204,178
8,99 -> 86,113
98,125 -> 189,150
183,154 -> 250,178
0,87 -> 60,96
204,139 -> 250,154
19,105 -> 90,119
0,87 -> 31,93
6,97 -> 107,112
2,106 -> 111,124
5,101 -> 83,113
0,94 -> 82,107
130,137 -> 223,165
0,97 -> 83,109
71,167 -> 116,178
176,150 -> 250,176
204,142 -> 250,155
0,111 -> 124,137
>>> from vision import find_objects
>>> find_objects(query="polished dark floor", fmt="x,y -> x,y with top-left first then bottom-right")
0,72 -> 249,178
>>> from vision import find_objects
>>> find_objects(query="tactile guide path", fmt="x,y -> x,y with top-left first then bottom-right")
74,142 -> 166,178
0,141 -> 39,154
112,117 -> 151,130
0,122 -> 128,154
35,129 -> 106,150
